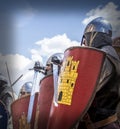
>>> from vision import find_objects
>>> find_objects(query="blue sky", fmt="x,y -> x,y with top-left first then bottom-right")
0,0 -> 120,96
1,0 -> 120,56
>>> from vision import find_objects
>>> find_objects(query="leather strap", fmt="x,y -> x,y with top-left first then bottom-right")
86,113 -> 118,129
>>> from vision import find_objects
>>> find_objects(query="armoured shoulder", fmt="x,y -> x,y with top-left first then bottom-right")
100,46 -> 120,77
101,45 -> 120,60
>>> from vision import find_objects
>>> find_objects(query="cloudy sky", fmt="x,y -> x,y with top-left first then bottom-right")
0,0 -> 120,97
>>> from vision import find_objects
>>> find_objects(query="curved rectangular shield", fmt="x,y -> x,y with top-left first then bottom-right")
11,93 -> 38,129
47,46 -> 105,129
11,74 -> 54,129
36,74 -> 54,129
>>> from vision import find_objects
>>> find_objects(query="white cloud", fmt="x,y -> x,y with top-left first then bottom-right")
0,34 -> 79,97
82,2 -> 120,37
0,54 -> 34,96
31,33 -> 79,65
30,49 -> 43,63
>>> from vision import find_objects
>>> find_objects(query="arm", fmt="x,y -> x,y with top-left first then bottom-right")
96,57 -> 114,92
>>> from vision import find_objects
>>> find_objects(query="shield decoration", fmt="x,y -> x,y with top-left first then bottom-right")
47,46 -> 105,129
0,100 -> 9,129
34,74 -> 54,129
11,93 -> 38,129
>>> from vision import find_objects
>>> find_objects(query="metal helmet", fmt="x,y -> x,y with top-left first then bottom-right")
20,82 -> 32,95
45,53 -> 64,75
81,17 -> 112,48
84,17 -> 112,37
46,53 -> 64,66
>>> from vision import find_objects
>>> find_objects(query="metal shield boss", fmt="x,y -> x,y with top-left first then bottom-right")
47,46 -> 105,129
0,100 -> 9,129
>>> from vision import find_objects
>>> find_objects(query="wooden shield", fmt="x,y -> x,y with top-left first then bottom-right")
47,46 -> 105,129
35,74 -> 54,129
11,93 -> 38,129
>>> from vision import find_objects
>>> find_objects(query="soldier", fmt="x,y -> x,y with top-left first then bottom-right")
77,17 -> 120,129
0,73 -> 14,129
18,81 -> 36,129
16,55 -> 63,129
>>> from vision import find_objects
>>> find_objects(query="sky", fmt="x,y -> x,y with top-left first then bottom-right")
0,0 -> 120,97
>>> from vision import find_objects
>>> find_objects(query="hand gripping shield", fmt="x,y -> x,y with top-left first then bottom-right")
47,46 -> 105,129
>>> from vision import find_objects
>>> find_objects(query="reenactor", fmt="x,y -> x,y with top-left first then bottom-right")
77,17 -> 120,129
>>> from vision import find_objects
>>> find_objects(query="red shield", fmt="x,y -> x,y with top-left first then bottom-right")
35,74 -> 54,129
47,46 -> 105,129
11,93 -> 38,129
11,74 -> 54,129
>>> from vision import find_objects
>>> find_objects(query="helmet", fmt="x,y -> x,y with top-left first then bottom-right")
45,53 -> 64,75
20,82 -> 32,97
84,17 -> 112,37
22,82 -> 32,93
81,17 -> 112,48
34,61 -> 41,68
46,53 -> 64,66
34,61 -> 43,72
